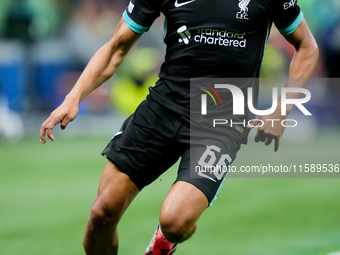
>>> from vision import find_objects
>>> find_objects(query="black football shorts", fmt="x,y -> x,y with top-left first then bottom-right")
102,96 -> 241,205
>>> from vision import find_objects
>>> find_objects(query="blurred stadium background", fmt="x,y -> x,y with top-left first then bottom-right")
0,0 -> 339,254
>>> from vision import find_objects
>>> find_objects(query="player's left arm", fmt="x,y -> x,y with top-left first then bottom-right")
284,18 -> 319,80
249,19 -> 319,151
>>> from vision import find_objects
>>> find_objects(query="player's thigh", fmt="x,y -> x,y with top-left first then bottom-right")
176,135 -> 241,206
159,180 -> 209,231
91,160 -> 140,221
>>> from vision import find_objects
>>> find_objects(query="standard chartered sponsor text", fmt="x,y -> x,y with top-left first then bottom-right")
194,28 -> 246,47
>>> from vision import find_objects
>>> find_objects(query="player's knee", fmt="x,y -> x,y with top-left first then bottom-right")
159,213 -> 196,243
160,223 -> 186,243
88,200 -> 119,229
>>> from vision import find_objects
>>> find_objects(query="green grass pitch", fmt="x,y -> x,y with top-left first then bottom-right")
0,131 -> 339,255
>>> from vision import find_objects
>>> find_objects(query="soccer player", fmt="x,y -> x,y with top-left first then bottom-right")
40,0 -> 319,254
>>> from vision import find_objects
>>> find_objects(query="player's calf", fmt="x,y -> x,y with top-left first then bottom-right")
83,201 -> 120,254
83,161 -> 140,255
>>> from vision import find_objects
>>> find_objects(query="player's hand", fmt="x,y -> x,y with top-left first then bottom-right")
40,98 -> 79,144
246,110 -> 286,152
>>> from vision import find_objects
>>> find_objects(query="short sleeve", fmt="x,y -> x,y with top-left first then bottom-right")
123,0 -> 161,34
271,0 -> 304,36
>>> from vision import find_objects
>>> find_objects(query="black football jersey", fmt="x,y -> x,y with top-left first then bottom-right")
123,0 -> 303,114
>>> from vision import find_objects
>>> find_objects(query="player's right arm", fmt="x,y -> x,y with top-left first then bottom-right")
40,18 -> 141,143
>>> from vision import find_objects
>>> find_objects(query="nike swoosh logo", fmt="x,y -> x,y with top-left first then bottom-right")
197,171 -> 217,182
174,0 -> 196,8
112,131 -> 123,139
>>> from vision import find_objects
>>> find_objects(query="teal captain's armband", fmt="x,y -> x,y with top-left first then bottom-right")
279,11 -> 303,36
123,10 -> 150,34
